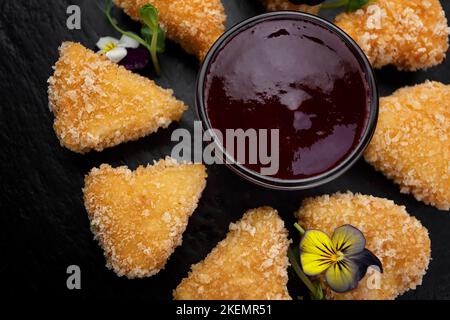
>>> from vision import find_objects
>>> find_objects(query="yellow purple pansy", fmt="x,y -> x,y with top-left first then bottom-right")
300,225 -> 383,293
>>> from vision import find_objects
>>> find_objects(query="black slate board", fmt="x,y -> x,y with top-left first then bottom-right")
0,0 -> 449,300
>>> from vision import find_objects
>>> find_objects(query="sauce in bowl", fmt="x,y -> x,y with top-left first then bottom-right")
198,13 -> 377,188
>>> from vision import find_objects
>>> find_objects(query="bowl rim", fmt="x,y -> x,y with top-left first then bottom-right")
195,11 -> 379,190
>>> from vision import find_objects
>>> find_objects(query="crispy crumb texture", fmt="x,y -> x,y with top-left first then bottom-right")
296,192 -> 431,300
48,42 -> 187,154
174,207 -> 292,300
113,0 -> 226,61
365,81 -> 450,211
335,0 -> 449,70
83,157 -> 207,278
260,0 -> 320,14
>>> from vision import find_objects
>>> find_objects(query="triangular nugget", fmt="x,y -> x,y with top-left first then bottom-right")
174,207 -> 291,300
296,192 -> 431,300
48,42 -> 187,153
335,0 -> 449,70
260,0 -> 320,14
365,81 -> 450,210
113,0 -> 226,61
83,157 -> 207,278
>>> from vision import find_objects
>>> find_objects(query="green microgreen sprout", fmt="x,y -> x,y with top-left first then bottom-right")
103,0 -> 165,74
321,0 -> 372,12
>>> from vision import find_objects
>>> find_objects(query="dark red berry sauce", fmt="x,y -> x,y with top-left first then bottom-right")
204,16 -> 370,180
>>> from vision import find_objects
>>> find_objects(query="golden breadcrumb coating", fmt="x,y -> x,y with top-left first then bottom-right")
335,0 -> 450,70
174,207 -> 292,300
83,157 -> 207,278
296,192 -> 431,300
365,81 -> 450,211
259,0 -> 320,14
48,42 -> 186,154
113,0 -> 226,61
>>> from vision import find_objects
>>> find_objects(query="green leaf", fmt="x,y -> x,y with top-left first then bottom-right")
141,25 -> 166,53
288,246 -> 320,297
320,0 -> 348,10
309,281 -> 325,300
139,4 -> 159,29
320,0 -> 371,12
346,0 -> 370,12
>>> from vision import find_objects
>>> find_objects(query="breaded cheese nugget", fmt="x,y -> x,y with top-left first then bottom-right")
48,42 -> 187,153
335,0 -> 449,70
365,81 -> 450,211
113,0 -> 226,61
296,192 -> 431,300
174,207 -> 291,300
259,0 -> 320,14
83,157 -> 207,278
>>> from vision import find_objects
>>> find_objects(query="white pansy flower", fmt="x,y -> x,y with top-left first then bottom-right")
96,35 -> 140,63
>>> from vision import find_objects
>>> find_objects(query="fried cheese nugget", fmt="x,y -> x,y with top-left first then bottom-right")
174,207 -> 291,300
83,157 -> 207,278
113,0 -> 226,61
365,81 -> 450,211
48,42 -> 187,153
259,0 -> 320,14
335,0 -> 449,70
296,192 -> 431,300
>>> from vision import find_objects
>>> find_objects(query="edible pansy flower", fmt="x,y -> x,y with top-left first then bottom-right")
300,224 -> 383,293
96,35 -> 140,63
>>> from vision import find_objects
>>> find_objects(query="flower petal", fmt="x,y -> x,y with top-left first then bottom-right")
350,248 -> 384,281
300,252 -> 334,276
119,35 -> 140,49
105,47 -> 128,63
119,47 -> 150,70
331,224 -> 366,256
300,230 -> 336,276
325,258 -> 359,293
96,36 -> 119,50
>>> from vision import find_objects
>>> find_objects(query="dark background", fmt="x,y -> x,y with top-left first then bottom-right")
0,0 -> 449,300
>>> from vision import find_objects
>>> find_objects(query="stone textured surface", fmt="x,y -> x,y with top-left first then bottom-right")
0,0 -> 449,299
